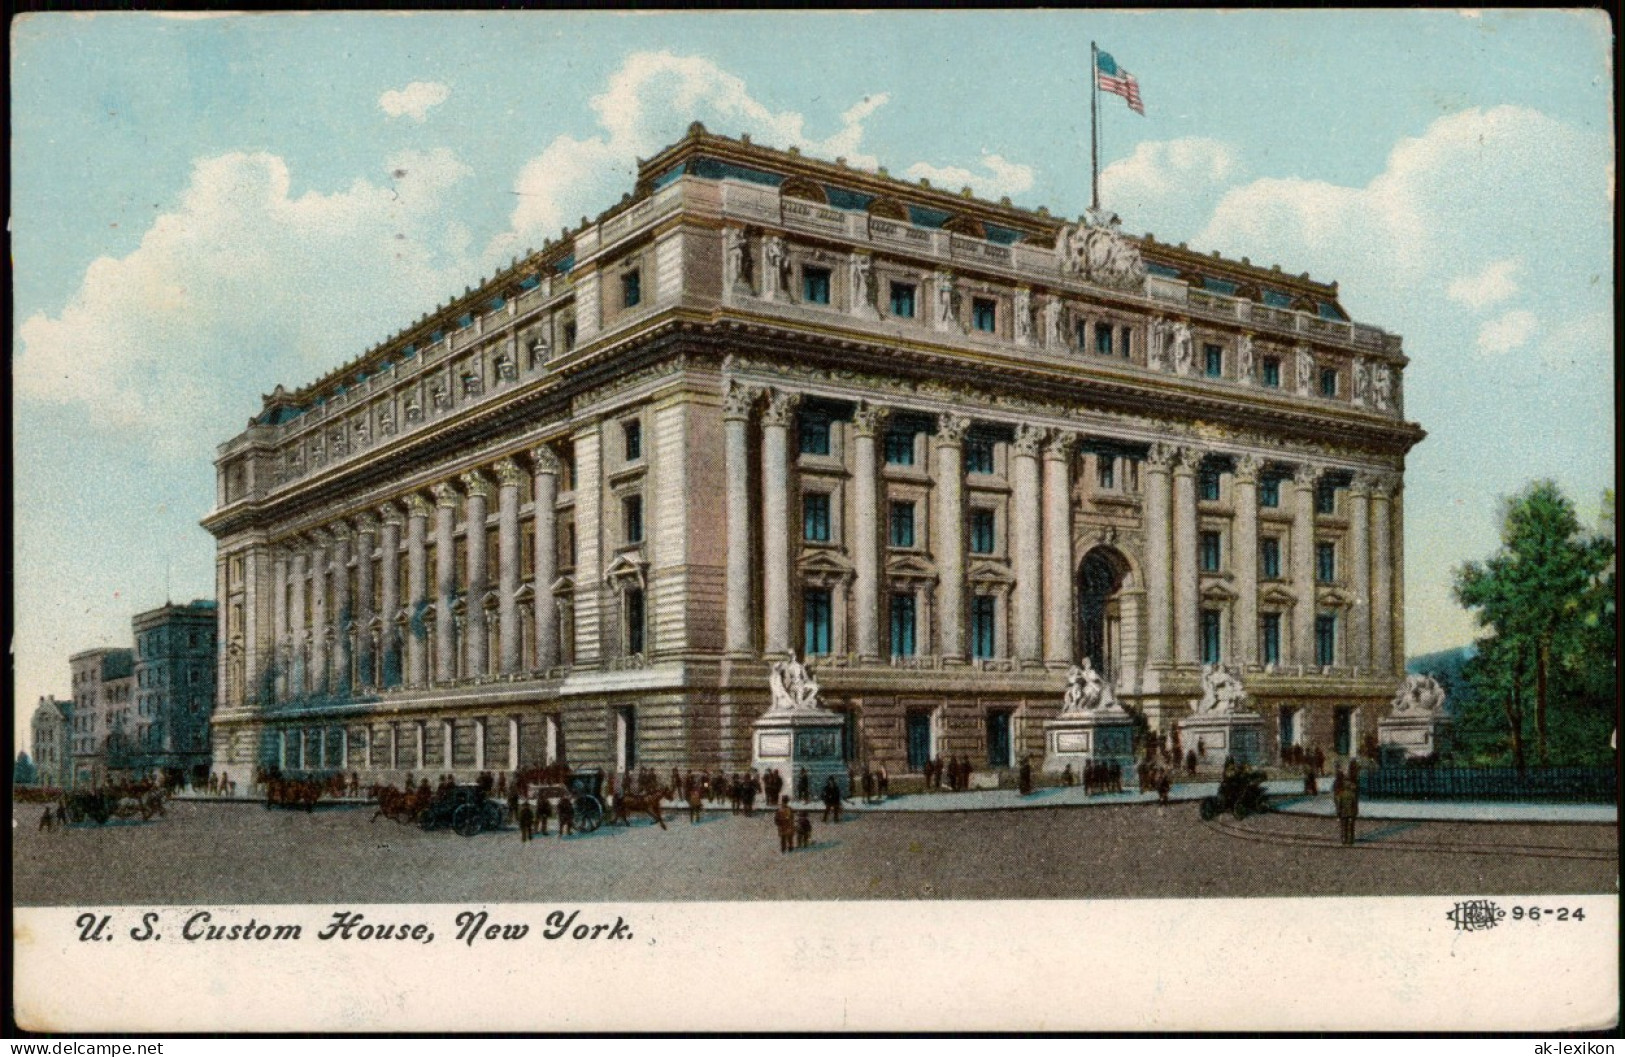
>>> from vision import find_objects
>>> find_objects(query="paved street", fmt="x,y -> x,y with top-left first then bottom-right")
12,797 -> 1615,905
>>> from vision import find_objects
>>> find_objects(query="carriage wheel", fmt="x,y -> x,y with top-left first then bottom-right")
453,804 -> 483,837
576,797 -> 603,833
419,809 -> 439,831
1198,797 -> 1218,821
482,802 -> 504,831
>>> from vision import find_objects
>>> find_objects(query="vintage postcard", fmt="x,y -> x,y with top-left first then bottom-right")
11,9 -> 1617,1034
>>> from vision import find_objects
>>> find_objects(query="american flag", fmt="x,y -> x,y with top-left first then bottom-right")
1096,50 -> 1144,114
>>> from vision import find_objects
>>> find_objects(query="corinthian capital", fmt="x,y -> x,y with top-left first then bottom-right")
352,511 -> 380,537
493,458 -> 525,490
379,500 -> 407,526
1012,423 -> 1048,458
461,471 -> 495,502
722,379 -> 758,421
1293,463 -> 1322,489
432,482 -> 460,509
1172,446 -> 1204,474
852,400 -> 890,437
936,413 -> 972,446
1043,430 -> 1078,460
530,445 -> 563,477
760,388 -> 802,428
1145,442 -> 1177,470
1233,454 -> 1263,484
404,493 -> 434,520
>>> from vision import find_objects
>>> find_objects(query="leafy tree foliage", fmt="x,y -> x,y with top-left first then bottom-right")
1452,482 -> 1614,767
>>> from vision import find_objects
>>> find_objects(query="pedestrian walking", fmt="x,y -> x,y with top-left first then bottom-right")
775,796 -> 796,854
796,766 -> 811,803
795,810 -> 812,849
1333,768 -> 1358,845
821,775 -> 843,824
877,765 -> 889,801
1018,756 -> 1034,796
536,793 -> 552,835
517,799 -> 535,842
557,795 -> 576,838
1062,763 -> 1074,788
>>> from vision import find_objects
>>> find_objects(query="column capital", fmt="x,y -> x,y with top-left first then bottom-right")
1293,462 -> 1323,489
1233,453 -> 1263,484
1012,423 -> 1047,458
1043,429 -> 1078,461
306,527 -> 333,548
1172,445 -> 1204,475
353,511 -> 380,536
461,470 -> 495,502
404,493 -> 434,520
1145,441 -> 1178,471
761,388 -> 801,428
530,445 -> 563,477
1368,471 -> 1401,499
722,379 -> 758,422
935,412 -> 972,447
433,481 -> 460,509
492,458 -> 525,489
329,523 -> 353,544
380,500 -> 408,526
852,400 -> 890,437
1348,471 -> 1376,497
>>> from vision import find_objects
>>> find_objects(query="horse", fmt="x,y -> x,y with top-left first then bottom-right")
613,787 -> 672,830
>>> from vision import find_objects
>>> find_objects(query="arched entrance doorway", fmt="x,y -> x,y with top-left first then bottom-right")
1076,548 -> 1129,679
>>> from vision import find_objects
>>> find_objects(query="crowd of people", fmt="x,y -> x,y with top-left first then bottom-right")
922,755 -> 978,792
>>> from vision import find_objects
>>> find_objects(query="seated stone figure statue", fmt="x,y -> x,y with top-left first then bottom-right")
1194,663 -> 1248,713
1390,673 -> 1446,715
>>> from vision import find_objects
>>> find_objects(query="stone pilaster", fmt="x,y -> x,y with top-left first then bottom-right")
935,413 -> 970,661
851,401 -> 889,662
1011,424 -> 1046,665
462,471 -> 494,679
1232,455 -> 1261,667
1143,443 -> 1174,668
1346,474 -> 1373,671
531,447 -> 562,671
722,382 -> 757,657
760,388 -> 800,656
1042,430 -> 1077,666
1172,447 -> 1201,664
494,459 -> 524,676
1292,464 -> 1321,667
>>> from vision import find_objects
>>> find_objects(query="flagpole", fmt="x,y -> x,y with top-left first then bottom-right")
1090,41 -> 1100,214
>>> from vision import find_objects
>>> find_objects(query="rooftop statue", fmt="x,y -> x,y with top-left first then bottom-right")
1193,663 -> 1249,714
1056,212 -> 1147,293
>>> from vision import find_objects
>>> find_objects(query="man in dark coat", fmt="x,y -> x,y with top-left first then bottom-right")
517,799 -> 535,842
556,795 -> 575,837
1018,757 -> 1034,796
775,796 -> 796,854
1334,770 -> 1358,845
796,766 -> 811,803
821,775 -> 843,823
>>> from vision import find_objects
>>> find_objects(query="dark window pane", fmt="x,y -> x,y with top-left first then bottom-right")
884,430 -> 915,466
1260,537 -> 1282,579
972,298 -> 997,333
889,501 -> 915,548
969,510 -> 996,554
1204,344 -> 1224,377
1262,358 -> 1280,387
803,267 -> 831,305
1200,531 -> 1222,572
971,597 -> 997,659
890,594 -> 917,656
799,415 -> 831,456
965,435 -> 995,474
623,420 -> 641,461
890,282 -> 916,318
803,493 -> 831,542
1201,610 -> 1222,665
622,270 -> 641,308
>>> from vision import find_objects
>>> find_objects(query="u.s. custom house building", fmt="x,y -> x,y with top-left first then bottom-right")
202,123 -> 1424,786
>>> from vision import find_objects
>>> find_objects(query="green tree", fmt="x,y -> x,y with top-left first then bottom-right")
1452,480 -> 1614,768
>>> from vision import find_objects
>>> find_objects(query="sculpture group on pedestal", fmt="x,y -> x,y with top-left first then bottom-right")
766,651 -> 826,713
1192,662 -> 1249,714
1389,673 -> 1446,716
1060,658 -> 1123,714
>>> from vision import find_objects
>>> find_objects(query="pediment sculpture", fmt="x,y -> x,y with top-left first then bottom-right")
1056,213 -> 1147,293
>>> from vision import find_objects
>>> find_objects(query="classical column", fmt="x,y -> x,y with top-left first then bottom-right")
433,482 -> 458,683
1232,455 -> 1261,667
1292,464 -> 1321,667
329,523 -> 352,692
1347,474 -> 1373,671
1011,424 -> 1046,665
1042,431 -> 1078,666
1143,444 -> 1174,668
289,550 -> 308,695
1370,474 -> 1395,675
531,447 -> 561,671
353,514 -> 377,689
851,401 -> 888,662
405,493 -> 431,686
494,459 -> 523,675
308,529 -> 330,696
935,413 -> 971,661
378,503 -> 403,688
272,549 -> 289,701
1171,447 -> 1202,664
722,382 -> 757,657
760,388 -> 799,656
462,471 -> 493,679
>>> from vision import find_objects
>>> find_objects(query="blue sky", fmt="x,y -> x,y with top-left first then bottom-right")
11,11 -> 1614,747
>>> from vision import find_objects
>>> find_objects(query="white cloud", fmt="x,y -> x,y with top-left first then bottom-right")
15,149 -> 478,459
492,51 -> 901,257
901,153 -> 1034,200
1475,309 -> 1539,356
1531,309 -> 1612,372
1102,138 -> 1238,201
1447,258 -> 1522,309
379,81 -> 451,122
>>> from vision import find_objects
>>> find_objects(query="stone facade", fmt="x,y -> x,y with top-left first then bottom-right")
202,124 -> 1423,787
131,599 -> 220,781
68,648 -> 134,787
29,695 -> 73,789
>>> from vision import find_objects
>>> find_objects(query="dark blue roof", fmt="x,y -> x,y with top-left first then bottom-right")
688,157 -> 783,187
906,205 -> 953,229
1261,289 -> 1294,308
1146,262 -> 1182,279
1317,301 -> 1348,321
1202,277 -> 1239,295
824,186 -> 874,211
984,224 -> 1025,246
555,254 -> 575,274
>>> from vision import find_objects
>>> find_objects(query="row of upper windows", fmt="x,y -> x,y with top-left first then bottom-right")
1200,531 -> 1342,583
1200,467 -> 1345,513
802,494 -> 998,555
803,587 -> 1001,660
1203,610 -> 1339,668
1199,343 -> 1342,397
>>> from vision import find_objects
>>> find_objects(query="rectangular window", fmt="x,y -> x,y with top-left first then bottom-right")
969,509 -> 996,555
1260,537 -> 1282,579
1204,343 -> 1224,377
890,594 -> 917,656
1262,357 -> 1281,388
1199,465 -> 1221,502
803,267 -> 832,305
1095,325 -> 1113,356
964,435 -> 995,474
803,589 -> 832,656
623,495 -> 644,544
1316,540 -> 1337,583
799,414 -> 831,456
563,321 -> 577,352
623,420 -> 642,460
1259,477 -> 1281,508
1333,706 -> 1354,756
1201,609 -> 1222,665
1074,319 -> 1090,350
1200,531 -> 1223,572
621,269 -> 641,309
884,429 -> 915,466
1319,367 -> 1339,398
1120,326 -> 1133,359
625,589 -> 645,655
1097,456 -> 1116,490
971,597 -> 997,659
972,297 -> 997,333
1315,613 -> 1337,667
889,282 -> 916,318
889,501 -> 916,548
1316,480 -> 1337,515
803,493 -> 831,543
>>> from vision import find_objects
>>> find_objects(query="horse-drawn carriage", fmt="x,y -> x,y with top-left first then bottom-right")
533,768 -> 608,833
61,786 -> 166,825
1198,761 -> 1272,820
418,784 -> 505,837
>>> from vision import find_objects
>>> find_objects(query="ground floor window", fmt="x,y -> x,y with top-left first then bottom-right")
1333,706 -> 1354,757
985,710 -> 1013,769
906,711 -> 932,772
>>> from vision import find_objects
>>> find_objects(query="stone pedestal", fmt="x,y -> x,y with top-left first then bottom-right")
752,709 -> 849,801
1178,710 -> 1266,767
1377,712 -> 1452,760
1043,709 -> 1137,778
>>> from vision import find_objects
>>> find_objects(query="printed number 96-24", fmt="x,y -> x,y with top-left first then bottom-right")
1511,906 -> 1585,922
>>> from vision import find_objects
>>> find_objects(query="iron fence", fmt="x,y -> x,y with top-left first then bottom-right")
1358,766 -> 1616,802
